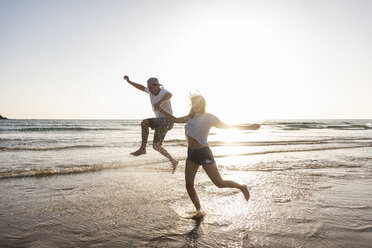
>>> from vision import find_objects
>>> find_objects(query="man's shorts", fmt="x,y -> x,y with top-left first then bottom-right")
147,117 -> 174,144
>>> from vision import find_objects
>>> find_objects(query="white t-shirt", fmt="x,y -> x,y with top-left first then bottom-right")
184,113 -> 219,147
145,88 -> 173,117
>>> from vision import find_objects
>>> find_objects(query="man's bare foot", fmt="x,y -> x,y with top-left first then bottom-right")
242,185 -> 250,201
171,159 -> 178,174
130,149 -> 146,156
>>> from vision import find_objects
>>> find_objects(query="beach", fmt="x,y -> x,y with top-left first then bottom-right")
1,119 -> 372,247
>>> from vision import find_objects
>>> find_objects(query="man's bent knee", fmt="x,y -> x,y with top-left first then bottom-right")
152,142 -> 161,151
141,119 -> 149,127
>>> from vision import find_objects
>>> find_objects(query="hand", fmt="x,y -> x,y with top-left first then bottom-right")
251,124 -> 261,130
154,106 -> 163,112
124,75 -> 129,82
241,123 -> 260,130
153,102 -> 161,110
155,105 -> 165,113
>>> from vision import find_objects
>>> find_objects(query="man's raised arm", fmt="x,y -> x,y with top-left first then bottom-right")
124,75 -> 146,92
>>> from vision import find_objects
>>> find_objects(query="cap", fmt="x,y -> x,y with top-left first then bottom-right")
147,77 -> 162,86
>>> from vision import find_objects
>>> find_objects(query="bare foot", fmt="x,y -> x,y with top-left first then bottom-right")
242,185 -> 250,201
183,209 -> 206,220
192,209 -> 206,220
130,149 -> 146,156
171,159 -> 178,174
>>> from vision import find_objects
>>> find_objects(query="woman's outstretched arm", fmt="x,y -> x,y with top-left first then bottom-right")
158,107 -> 187,124
215,120 -> 260,130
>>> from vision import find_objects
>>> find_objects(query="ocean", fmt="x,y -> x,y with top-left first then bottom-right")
1,119 -> 371,247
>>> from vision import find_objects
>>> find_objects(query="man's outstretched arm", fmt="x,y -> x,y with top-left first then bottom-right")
124,75 -> 146,92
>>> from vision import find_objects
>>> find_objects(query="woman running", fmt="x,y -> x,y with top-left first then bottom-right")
157,94 -> 260,213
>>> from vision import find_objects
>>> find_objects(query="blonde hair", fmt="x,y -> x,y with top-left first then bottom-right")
187,93 -> 206,117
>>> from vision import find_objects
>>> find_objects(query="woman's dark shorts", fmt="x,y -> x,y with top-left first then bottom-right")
187,147 -> 215,165
147,117 -> 174,144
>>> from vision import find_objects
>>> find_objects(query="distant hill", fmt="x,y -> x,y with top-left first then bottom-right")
0,115 -> 8,119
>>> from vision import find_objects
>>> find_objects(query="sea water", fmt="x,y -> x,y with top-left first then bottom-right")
1,119 -> 371,247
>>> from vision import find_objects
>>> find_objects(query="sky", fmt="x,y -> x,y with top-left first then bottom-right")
0,0 -> 371,122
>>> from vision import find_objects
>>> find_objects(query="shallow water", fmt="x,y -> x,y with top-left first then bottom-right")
1,119 -> 372,247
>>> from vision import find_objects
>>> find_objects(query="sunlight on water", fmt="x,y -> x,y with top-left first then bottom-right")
211,128 -> 266,143
212,128 -> 245,143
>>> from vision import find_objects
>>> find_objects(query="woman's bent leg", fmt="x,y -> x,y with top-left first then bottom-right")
203,162 -> 250,201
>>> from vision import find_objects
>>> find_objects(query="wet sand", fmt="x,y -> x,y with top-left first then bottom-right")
1,155 -> 372,248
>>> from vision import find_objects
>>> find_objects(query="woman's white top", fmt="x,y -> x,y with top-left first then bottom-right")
184,113 -> 219,147
145,88 -> 173,118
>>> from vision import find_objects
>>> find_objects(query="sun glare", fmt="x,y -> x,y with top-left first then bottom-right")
213,128 -> 244,143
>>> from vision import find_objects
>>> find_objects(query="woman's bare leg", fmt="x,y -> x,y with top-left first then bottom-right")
185,160 -> 201,210
203,162 -> 250,201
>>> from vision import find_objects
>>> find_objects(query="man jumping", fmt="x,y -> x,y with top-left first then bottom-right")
123,75 -> 178,173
